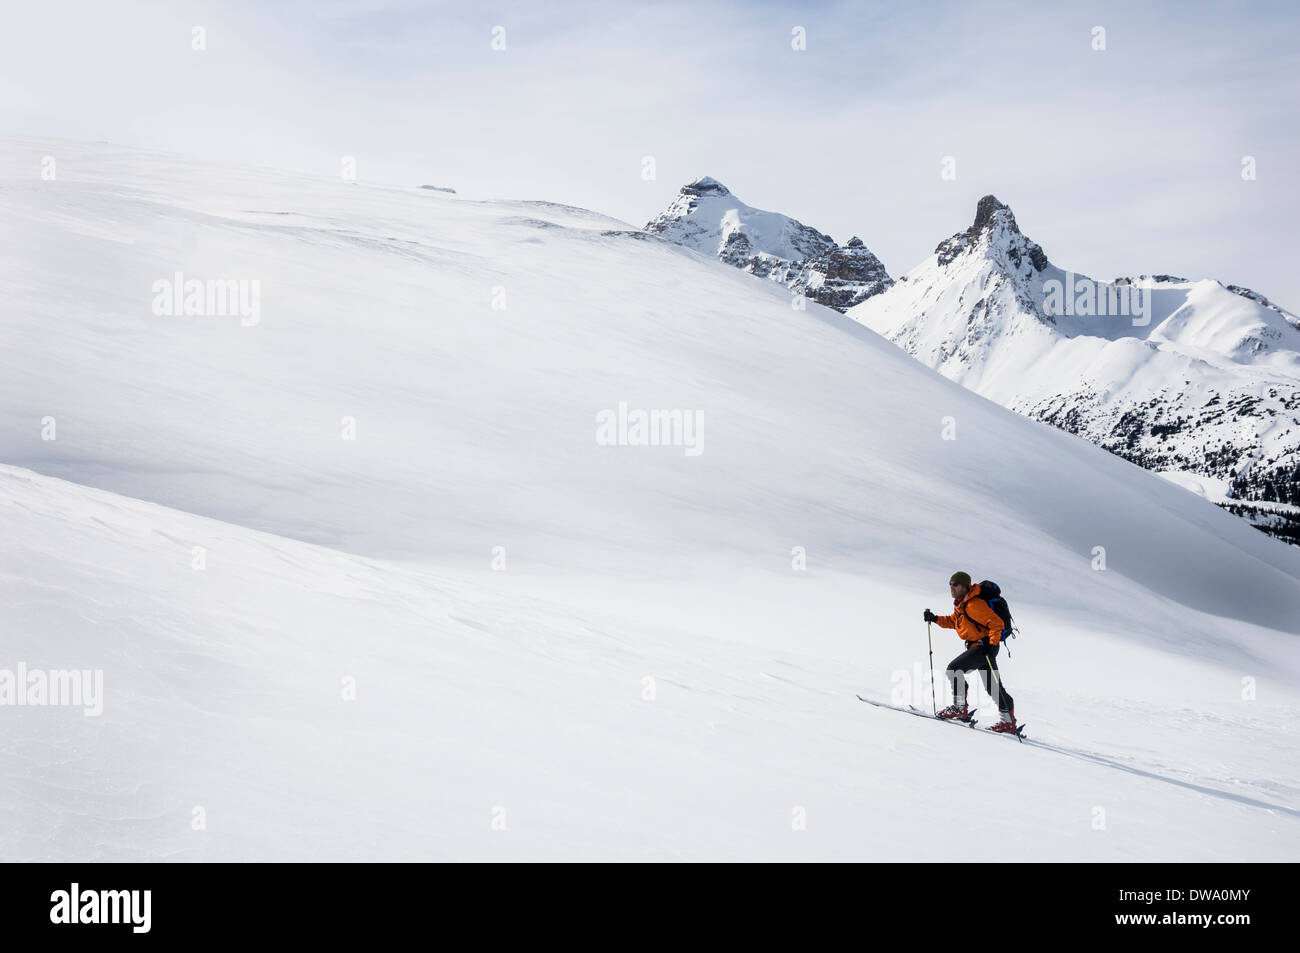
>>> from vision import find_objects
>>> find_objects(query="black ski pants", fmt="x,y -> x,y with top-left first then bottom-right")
947,641 -> 1014,712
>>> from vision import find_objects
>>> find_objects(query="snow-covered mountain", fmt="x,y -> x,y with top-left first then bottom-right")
645,177 -> 892,310
849,195 -> 1300,544
3,139 -> 1299,860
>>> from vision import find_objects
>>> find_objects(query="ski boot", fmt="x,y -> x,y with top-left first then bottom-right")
989,709 -> 1018,733
937,702 -> 971,721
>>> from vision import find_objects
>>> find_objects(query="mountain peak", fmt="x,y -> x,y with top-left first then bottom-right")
972,194 -> 1017,233
644,181 -> 891,310
682,176 -> 730,197
934,193 -> 1046,271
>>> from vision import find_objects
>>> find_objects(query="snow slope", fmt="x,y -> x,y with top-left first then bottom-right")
2,139 -> 1299,860
5,463 -> 1299,861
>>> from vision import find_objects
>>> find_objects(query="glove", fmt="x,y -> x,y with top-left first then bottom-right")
923,609 -> 938,623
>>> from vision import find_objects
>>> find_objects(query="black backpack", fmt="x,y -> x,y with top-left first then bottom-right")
975,580 -> 1016,654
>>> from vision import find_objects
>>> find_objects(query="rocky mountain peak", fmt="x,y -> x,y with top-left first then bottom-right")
935,194 -> 1048,272
971,194 -> 1018,233
643,179 -> 893,311
681,176 -> 730,197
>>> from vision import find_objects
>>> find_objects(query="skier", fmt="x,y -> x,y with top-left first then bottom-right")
923,571 -> 1017,732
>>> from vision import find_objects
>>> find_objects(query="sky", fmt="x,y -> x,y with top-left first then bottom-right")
4,0 -> 1299,305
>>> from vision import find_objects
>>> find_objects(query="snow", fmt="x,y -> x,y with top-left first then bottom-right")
2,138 -> 1299,860
1157,470 -> 1234,503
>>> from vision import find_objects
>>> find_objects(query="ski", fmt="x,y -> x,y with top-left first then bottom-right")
857,694 -> 1027,741
855,694 -> 978,728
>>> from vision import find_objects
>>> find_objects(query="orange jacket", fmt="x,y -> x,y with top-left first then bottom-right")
934,584 -> 1007,646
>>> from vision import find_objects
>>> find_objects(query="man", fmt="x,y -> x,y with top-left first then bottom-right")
923,571 -> 1017,732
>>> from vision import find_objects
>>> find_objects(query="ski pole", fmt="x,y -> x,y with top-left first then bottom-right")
927,621 -> 936,716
